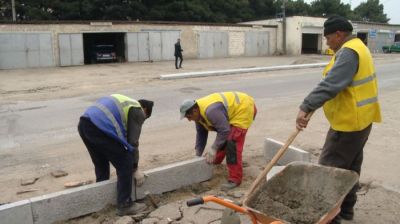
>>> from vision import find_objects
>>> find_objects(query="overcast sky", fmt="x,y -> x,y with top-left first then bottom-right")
303,0 -> 400,24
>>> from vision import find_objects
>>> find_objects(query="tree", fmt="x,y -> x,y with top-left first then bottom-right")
0,0 -> 12,20
248,0 -> 275,20
353,0 -> 389,23
274,0 -> 311,17
309,0 -> 352,18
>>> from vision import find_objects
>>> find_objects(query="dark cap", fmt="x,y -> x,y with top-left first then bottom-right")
138,99 -> 154,118
324,16 -> 353,36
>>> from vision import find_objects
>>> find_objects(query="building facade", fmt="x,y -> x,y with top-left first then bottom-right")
244,16 -> 400,56
0,21 -> 277,69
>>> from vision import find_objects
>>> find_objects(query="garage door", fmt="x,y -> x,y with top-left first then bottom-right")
149,32 -> 162,61
126,31 -> 180,62
126,32 -> 150,62
245,32 -> 269,56
59,33 -> 84,66
161,31 -> 180,60
376,32 -> 392,53
198,32 -> 229,59
0,33 -> 54,69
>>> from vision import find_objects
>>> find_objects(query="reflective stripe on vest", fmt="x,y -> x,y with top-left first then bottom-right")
111,94 -> 141,133
322,38 -> 381,131
351,73 -> 376,87
218,91 -> 241,112
110,96 -> 139,132
94,102 -> 125,139
196,91 -> 255,130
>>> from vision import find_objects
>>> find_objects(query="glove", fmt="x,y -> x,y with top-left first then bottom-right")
204,149 -> 217,164
134,170 -> 147,187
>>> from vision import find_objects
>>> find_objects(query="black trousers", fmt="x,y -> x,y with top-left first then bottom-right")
78,117 -> 134,206
319,124 -> 372,214
175,55 -> 183,69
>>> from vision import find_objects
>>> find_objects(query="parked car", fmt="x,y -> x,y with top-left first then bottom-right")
382,42 -> 400,53
91,45 -> 117,63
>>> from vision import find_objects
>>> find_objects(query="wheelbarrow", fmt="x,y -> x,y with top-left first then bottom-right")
187,162 -> 358,224
187,113 -> 359,223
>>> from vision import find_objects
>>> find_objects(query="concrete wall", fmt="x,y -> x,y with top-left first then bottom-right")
0,22 -> 277,69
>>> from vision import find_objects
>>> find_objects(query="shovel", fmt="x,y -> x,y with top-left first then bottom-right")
243,112 -> 313,205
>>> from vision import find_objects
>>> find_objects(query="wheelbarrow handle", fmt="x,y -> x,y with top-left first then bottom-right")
187,197 -> 204,207
186,196 -> 259,224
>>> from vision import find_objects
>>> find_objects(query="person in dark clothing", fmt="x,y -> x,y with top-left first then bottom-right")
78,94 -> 154,216
296,16 -> 381,224
174,38 -> 183,69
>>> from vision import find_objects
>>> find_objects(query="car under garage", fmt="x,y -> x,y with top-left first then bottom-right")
83,32 -> 126,64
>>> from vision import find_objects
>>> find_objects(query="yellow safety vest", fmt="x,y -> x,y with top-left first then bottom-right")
196,92 -> 255,130
323,38 -> 382,131
111,94 -> 141,131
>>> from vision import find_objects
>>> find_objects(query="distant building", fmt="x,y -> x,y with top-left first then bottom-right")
243,16 -> 400,55
0,21 -> 276,69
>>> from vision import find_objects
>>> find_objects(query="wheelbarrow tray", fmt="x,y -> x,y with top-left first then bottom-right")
244,162 -> 359,224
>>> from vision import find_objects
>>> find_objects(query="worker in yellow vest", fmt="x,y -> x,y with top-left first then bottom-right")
180,91 -> 257,191
296,16 -> 381,224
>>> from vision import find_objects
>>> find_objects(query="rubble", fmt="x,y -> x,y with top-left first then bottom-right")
51,170 -> 68,178
20,177 -> 39,186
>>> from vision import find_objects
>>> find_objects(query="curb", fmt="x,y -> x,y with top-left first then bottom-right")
160,62 -> 328,80
0,157 -> 213,224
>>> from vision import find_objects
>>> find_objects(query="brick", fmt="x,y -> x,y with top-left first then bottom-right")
30,180 -> 116,224
266,166 -> 286,180
135,157 -> 213,199
0,200 -> 34,224
264,138 -> 310,165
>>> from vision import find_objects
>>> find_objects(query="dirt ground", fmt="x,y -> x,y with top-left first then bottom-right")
1,55 -> 400,223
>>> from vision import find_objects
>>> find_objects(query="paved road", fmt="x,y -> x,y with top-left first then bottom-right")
1,60 -> 399,151
1,59 -> 400,201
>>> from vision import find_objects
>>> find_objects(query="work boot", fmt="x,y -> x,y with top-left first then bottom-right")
339,208 -> 354,220
220,181 -> 239,191
116,202 -> 147,216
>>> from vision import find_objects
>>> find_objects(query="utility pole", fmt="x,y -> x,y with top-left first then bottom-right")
11,0 -> 16,21
282,0 -> 287,54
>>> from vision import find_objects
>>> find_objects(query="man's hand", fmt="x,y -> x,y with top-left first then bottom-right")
296,109 -> 310,130
134,170 -> 147,187
204,149 -> 217,164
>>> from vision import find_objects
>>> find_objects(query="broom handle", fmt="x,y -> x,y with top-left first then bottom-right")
243,111 -> 313,204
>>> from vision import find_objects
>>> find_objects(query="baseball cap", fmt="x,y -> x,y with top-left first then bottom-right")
180,99 -> 196,119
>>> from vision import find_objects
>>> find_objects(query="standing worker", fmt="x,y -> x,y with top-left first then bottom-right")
174,38 -> 183,69
78,94 -> 154,216
296,16 -> 381,224
180,91 -> 257,191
